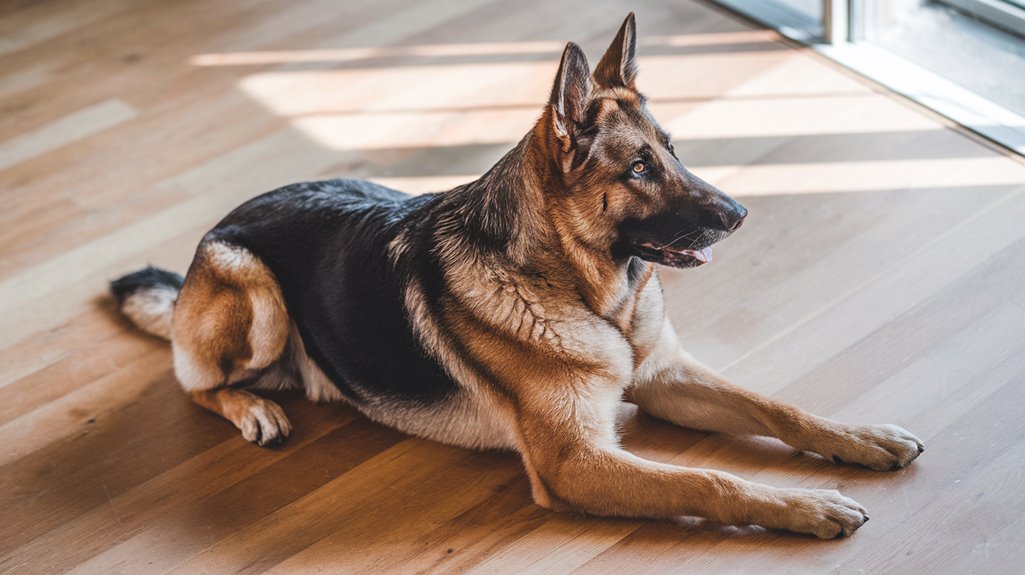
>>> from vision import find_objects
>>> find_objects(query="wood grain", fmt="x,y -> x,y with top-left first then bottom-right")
2,0 -> 1024,573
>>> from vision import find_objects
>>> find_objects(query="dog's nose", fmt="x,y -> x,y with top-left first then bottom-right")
719,204 -> 747,232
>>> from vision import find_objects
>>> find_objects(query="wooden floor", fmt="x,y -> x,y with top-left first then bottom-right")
3,0 -> 1025,573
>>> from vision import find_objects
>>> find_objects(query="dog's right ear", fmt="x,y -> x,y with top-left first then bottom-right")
547,42 -> 592,167
594,13 -> 637,89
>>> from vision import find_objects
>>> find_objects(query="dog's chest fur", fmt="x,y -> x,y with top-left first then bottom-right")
441,253 -> 667,395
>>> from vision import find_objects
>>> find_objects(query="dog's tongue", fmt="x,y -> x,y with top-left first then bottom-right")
691,246 -> 713,263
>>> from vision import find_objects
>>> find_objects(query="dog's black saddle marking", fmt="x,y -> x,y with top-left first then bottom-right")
205,179 -> 457,406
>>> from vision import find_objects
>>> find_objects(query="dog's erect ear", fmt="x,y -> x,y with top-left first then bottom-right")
594,13 -> 638,89
548,42 -> 592,155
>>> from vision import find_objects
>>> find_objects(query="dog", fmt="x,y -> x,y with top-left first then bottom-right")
111,14 -> 923,539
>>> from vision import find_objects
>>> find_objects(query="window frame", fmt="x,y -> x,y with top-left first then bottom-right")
938,0 -> 1025,39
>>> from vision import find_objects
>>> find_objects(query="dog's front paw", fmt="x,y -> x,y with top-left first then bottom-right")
772,488 -> 869,539
827,423 -> 924,471
238,397 -> 292,446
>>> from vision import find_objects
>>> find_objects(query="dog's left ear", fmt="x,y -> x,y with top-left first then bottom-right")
547,42 -> 593,163
594,13 -> 638,89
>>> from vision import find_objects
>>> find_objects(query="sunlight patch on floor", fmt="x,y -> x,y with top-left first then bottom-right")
234,62 -> 548,150
190,30 -> 780,66
704,156 -> 1025,195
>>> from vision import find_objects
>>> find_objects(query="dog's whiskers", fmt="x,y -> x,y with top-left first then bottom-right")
649,228 -> 703,250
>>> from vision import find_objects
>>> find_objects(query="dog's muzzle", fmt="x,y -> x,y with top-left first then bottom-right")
618,200 -> 748,269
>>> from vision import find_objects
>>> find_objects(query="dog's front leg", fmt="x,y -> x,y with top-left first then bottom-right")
628,325 -> 924,471
517,410 -> 869,539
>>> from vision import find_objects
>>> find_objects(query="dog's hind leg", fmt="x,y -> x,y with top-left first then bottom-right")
628,320 -> 924,471
189,388 -> 292,446
171,241 -> 293,445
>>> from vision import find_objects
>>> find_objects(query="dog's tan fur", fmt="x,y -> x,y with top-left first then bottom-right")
172,242 -> 289,391
116,14 -> 923,539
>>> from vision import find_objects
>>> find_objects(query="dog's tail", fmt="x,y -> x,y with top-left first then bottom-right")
109,266 -> 184,341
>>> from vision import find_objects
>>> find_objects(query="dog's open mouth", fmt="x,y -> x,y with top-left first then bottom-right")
620,221 -> 731,270
636,242 -> 714,267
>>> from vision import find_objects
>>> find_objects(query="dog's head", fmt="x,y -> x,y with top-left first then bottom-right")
542,13 -> 746,269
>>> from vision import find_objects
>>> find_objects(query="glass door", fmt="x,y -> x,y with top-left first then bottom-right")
713,0 -> 1025,155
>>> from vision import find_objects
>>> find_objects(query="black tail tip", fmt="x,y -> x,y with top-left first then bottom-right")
109,265 -> 184,303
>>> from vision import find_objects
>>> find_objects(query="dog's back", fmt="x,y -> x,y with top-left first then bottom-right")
112,177 -> 524,448
203,179 -> 459,405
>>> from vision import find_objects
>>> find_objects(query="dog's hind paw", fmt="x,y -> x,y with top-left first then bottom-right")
238,397 -> 292,446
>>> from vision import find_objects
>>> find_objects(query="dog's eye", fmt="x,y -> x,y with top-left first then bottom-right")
632,161 -> 647,174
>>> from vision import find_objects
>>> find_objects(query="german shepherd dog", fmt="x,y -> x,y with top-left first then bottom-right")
112,14 -> 923,539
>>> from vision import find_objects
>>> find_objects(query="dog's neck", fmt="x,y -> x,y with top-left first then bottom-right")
445,122 -> 649,319
443,134 -> 548,264
531,115 -> 652,319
